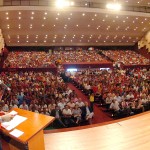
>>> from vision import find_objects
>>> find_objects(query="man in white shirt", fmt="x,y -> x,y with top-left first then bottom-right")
62,105 -> 75,127
110,100 -> 120,111
110,100 -> 120,118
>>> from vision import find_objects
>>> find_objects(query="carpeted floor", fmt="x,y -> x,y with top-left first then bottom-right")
68,83 -> 113,124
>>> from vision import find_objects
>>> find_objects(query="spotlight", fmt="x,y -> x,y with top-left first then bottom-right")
106,3 -> 121,11
55,0 -> 74,8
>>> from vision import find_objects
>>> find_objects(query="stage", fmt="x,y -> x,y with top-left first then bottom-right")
44,111 -> 150,150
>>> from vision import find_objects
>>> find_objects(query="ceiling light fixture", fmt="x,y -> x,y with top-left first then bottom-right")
55,0 -> 74,8
106,0 -> 121,11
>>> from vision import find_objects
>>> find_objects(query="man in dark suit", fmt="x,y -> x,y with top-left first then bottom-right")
50,106 -> 66,128
81,102 -> 94,124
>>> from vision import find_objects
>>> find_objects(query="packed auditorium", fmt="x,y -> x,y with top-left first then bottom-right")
0,0 -> 150,150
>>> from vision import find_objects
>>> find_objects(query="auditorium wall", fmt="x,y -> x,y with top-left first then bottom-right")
138,31 -> 150,54
0,29 -> 4,54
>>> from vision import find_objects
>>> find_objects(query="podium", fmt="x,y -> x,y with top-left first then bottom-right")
1,108 -> 55,150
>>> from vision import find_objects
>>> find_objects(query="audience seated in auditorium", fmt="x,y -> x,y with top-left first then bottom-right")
3,51 -> 54,68
71,67 -> 149,118
101,50 -> 150,65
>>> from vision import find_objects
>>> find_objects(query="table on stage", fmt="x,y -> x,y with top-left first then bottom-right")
0,108 -> 54,150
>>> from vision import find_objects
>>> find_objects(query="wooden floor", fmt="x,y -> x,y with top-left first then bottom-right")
44,111 -> 150,150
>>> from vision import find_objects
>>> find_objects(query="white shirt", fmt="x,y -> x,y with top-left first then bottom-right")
62,108 -> 72,115
110,101 -> 120,111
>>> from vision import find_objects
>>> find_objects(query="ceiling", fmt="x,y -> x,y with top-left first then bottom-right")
0,0 -> 150,47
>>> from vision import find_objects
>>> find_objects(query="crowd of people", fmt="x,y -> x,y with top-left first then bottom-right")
52,50 -> 109,64
3,51 -> 55,68
3,50 -> 149,69
70,68 -> 150,118
0,72 -> 94,128
101,50 -> 150,65
0,49 -> 150,128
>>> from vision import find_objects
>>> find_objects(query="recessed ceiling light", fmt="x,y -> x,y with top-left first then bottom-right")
31,12 -> 34,15
26,41 -> 28,42
76,24 -> 78,27
42,24 -> 44,27
35,41 -> 37,42
18,41 -> 19,43
95,14 -> 97,17
43,17 -> 46,20
56,18 -> 58,20
18,17 -> 21,19
5,12 -> 8,15
6,17 -> 9,20
92,18 -> 94,21
82,13 -> 85,16
45,12 -> 47,15
54,25 -> 56,27
18,12 -> 21,15
31,17 -> 34,19
68,18 -> 71,20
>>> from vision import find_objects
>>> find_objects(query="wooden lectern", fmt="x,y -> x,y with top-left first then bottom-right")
1,108 -> 55,150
